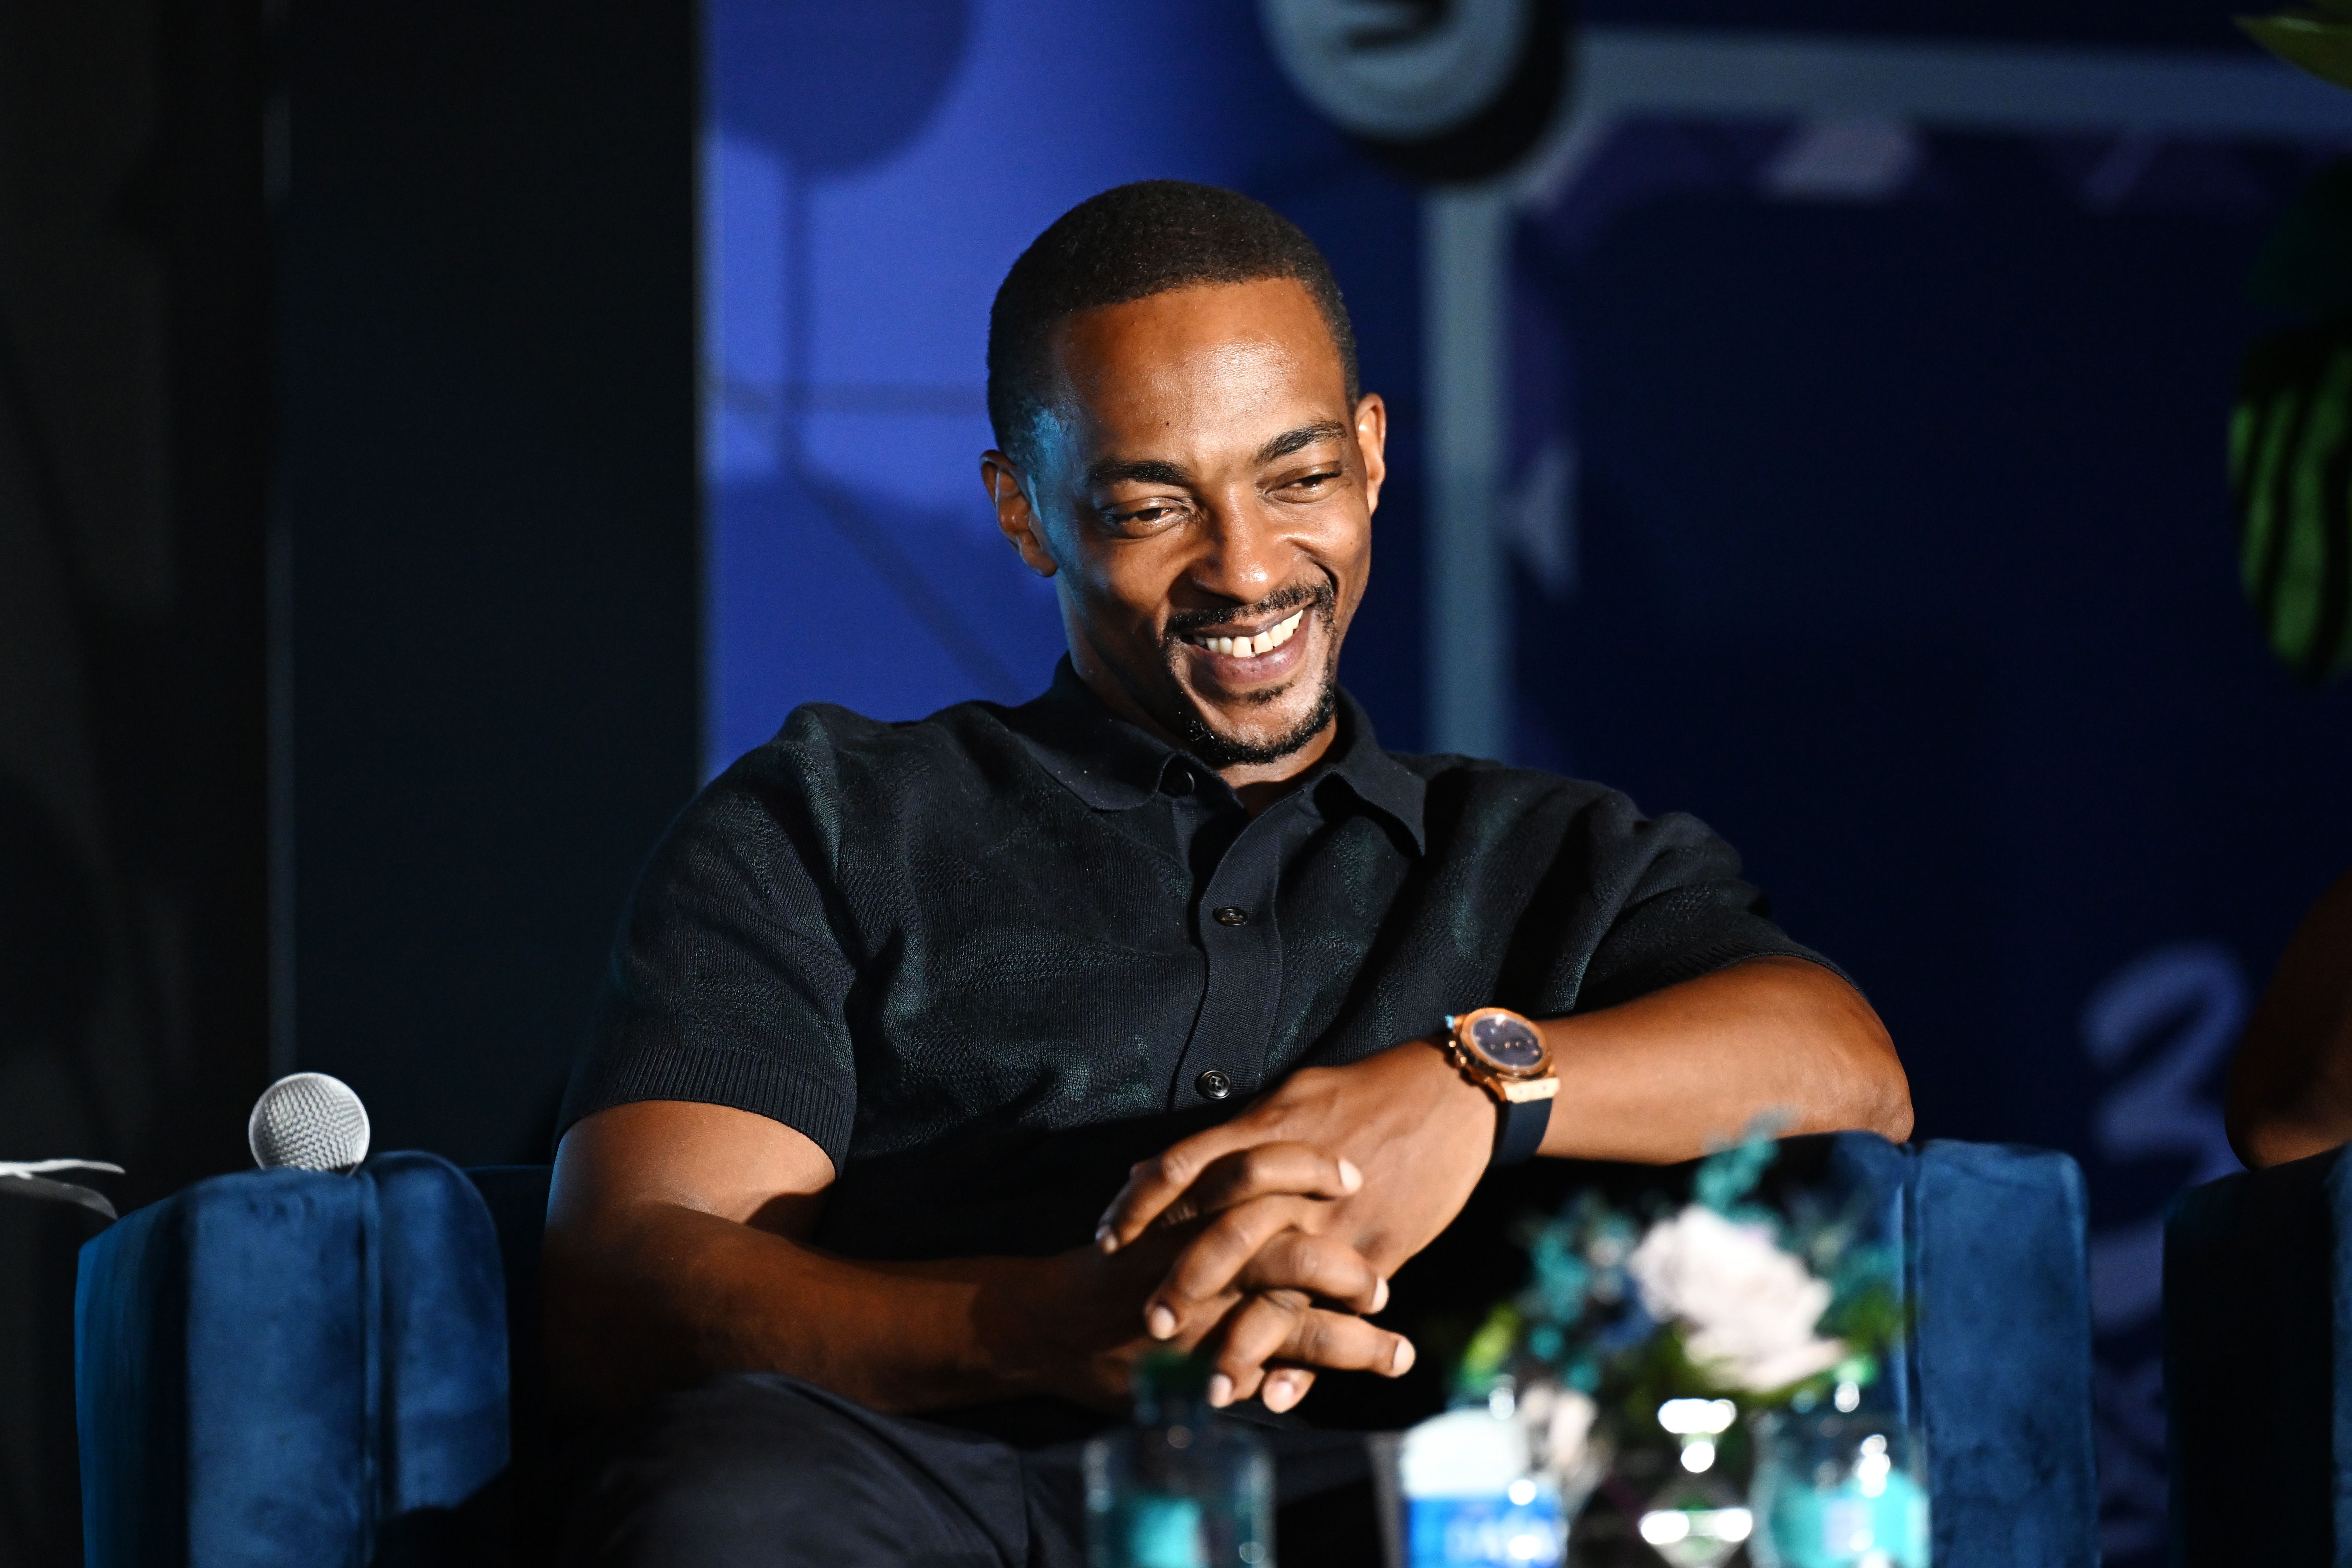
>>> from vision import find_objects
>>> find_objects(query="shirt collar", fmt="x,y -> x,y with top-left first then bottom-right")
1004,657 -> 1427,853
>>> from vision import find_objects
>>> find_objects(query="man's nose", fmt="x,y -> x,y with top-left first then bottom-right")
1190,496 -> 1290,604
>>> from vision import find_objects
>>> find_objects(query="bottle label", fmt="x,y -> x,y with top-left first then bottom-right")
1406,1492 -> 1566,1568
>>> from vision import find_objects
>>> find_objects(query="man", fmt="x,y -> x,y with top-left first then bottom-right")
546,181 -> 1911,1564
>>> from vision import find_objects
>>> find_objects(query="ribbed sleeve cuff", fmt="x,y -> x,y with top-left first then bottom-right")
559,1039 -> 857,1171
1657,934 -> 1851,992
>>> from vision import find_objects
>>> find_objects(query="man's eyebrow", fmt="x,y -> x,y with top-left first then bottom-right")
1255,421 -> 1350,465
1085,456 -> 1194,489
1083,422 -> 1348,489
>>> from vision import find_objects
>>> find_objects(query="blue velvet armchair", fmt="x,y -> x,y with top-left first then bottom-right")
2163,1144 -> 2352,1562
76,1136 -> 2100,1566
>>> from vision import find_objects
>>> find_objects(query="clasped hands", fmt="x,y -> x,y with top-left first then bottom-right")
1057,1036 -> 1500,1414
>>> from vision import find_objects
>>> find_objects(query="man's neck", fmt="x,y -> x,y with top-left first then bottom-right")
1219,728 -> 1338,816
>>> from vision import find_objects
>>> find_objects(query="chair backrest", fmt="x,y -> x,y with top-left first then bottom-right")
2165,1145 -> 2352,1562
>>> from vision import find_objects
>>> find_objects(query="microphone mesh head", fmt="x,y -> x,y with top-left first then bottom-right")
249,1073 -> 372,1173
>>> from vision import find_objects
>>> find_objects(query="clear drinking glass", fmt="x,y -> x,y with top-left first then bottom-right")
1746,1407 -> 1930,1568
1085,1353 -> 1275,1568
1633,1396 -> 1755,1568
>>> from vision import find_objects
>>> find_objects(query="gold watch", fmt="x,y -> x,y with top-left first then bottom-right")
1440,1007 -> 1561,1104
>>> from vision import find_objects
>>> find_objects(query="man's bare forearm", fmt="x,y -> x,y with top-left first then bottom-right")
1539,955 -> 1911,1160
543,1101 -> 1132,1416
543,1100 -> 1405,1417
544,1190 -> 1084,1416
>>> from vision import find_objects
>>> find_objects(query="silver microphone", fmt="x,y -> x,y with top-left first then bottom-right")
249,1072 -> 372,1174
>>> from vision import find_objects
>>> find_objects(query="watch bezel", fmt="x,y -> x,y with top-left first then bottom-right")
1448,1006 -> 1553,1080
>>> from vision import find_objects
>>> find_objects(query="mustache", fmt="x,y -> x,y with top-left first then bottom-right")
1161,581 -> 1336,643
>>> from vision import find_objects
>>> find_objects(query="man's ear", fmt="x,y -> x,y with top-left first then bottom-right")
981,450 -> 1058,579
1353,392 -> 1389,517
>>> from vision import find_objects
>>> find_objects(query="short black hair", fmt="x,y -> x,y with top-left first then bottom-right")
986,180 -> 1360,474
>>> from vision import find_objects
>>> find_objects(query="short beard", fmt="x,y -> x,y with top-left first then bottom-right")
1158,583 -> 1341,769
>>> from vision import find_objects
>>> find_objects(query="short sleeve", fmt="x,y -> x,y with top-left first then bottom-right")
1514,787 -> 1846,1016
557,731 -> 860,1170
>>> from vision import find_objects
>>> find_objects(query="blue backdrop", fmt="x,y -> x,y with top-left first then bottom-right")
1508,118 -> 2352,1558
703,4 -> 2352,1559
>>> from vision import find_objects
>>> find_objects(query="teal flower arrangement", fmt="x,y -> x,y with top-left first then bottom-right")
1455,1133 -> 1908,1421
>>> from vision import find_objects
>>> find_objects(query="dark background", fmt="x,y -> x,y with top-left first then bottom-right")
1,0 -> 2343,1562
0,0 -> 696,1559
279,0 -> 698,1174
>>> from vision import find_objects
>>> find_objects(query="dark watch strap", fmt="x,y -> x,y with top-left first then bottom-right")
1492,1095 -> 1552,1167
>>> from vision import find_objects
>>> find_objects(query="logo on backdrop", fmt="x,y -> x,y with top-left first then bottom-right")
2083,942 -> 2246,1330
2079,940 -> 2247,1561
1256,0 -> 1564,182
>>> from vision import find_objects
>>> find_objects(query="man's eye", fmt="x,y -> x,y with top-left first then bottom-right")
1282,470 -> 1341,494
1104,503 -> 1181,532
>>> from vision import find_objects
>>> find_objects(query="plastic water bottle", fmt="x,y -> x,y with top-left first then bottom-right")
1085,1352 -> 1275,1568
1392,1402 -> 1566,1568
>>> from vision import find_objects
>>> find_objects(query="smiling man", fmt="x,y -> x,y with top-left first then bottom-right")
544,182 -> 1911,1567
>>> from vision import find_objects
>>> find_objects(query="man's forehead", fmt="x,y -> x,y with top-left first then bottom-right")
1040,278 -> 1350,472
1065,270 -> 1327,336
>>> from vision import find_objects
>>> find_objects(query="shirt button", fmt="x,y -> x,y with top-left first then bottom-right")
1165,767 -> 1195,796
1213,906 -> 1249,927
1196,1069 -> 1233,1100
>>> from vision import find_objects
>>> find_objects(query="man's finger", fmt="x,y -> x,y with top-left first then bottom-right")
1150,1222 -> 1384,1341
1233,1230 -> 1385,1315
1202,1291 -> 1414,1408
1097,1121 -> 1355,1252
1258,1367 -> 1318,1414
1149,1143 -> 1361,1234
1141,1197 -> 1314,1341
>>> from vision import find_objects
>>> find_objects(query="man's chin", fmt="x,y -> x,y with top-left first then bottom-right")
1172,682 -> 1337,771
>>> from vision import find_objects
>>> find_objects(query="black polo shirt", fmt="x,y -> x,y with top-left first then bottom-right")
560,661 -> 1829,1262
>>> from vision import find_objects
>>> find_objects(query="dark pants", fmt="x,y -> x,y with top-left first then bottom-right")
556,1373 -> 1378,1568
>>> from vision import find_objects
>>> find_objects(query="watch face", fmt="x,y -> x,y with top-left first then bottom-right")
1466,1010 -> 1545,1073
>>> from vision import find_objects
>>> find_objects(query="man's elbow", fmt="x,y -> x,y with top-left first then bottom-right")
1815,970 -> 1913,1143
1826,1014 -> 1911,1143
1858,1062 -> 1915,1144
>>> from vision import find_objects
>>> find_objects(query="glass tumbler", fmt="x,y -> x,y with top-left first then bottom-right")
1746,1408 -> 1929,1568
1086,1354 -> 1274,1568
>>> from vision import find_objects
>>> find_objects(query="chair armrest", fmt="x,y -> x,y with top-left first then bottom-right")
77,1151 -> 510,1567
2165,1146 -> 2348,1562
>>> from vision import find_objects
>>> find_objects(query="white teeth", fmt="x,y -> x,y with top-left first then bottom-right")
1194,609 -> 1305,660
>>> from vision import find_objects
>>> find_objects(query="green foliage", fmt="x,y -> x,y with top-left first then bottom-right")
2239,7 -> 2352,93
1457,1303 -> 1523,1394
2233,328 -> 2352,685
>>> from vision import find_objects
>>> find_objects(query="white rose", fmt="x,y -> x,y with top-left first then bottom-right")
1626,1205 -> 1845,1393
